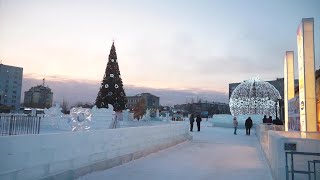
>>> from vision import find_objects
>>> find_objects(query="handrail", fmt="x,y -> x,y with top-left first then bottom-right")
286,151 -> 320,180
287,152 -> 320,156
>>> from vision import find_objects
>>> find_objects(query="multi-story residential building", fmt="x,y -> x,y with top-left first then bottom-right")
126,93 -> 160,110
24,83 -> 53,109
0,63 -> 23,112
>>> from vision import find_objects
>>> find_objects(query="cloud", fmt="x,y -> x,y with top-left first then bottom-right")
22,76 -> 229,106
125,85 -> 229,105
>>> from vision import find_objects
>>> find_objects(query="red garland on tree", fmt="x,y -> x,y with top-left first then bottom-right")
95,42 -> 127,111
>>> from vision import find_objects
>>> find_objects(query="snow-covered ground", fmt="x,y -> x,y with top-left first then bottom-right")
78,121 -> 272,180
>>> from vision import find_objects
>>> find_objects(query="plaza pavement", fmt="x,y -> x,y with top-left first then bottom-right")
79,121 -> 272,180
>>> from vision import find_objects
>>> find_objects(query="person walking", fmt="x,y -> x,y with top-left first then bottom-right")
233,116 -> 238,135
273,117 -> 283,125
189,114 -> 195,132
196,115 -> 202,132
262,115 -> 268,123
245,117 -> 253,135
267,116 -> 273,124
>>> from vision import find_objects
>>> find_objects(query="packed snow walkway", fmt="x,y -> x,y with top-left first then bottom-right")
79,122 -> 272,180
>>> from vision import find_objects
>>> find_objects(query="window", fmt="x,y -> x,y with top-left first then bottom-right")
12,91 -> 16,94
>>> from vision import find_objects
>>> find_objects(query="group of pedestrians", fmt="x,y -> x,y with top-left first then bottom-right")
262,115 -> 283,125
189,114 -> 202,132
262,115 -> 273,123
188,114 -> 282,135
233,116 -> 253,135
189,113 -> 254,135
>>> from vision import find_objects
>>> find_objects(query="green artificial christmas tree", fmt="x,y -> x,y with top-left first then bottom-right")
95,42 -> 127,111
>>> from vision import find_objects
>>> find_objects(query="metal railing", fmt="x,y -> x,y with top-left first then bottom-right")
286,151 -> 320,180
309,160 -> 320,180
0,114 -> 41,136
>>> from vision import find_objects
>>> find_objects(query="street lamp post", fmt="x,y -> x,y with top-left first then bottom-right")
0,91 -> 3,105
278,98 -> 284,122
274,98 -> 283,121
275,101 -> 278,120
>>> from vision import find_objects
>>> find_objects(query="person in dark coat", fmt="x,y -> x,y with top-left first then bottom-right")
262,115 -> 268,123
245,117 -> 253,135
196,115 -> 202,132
273,117 -> 284,125
189,114 -> 195,132
267,116 -> 273,124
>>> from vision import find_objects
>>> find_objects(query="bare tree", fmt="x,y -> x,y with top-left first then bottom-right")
61,98 -> 69,114
196,96 -> 202,103
133,99 -> 146,120
190,97 -> 195,104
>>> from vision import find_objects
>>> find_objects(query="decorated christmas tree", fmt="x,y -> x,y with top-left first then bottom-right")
95,42 -> 127,111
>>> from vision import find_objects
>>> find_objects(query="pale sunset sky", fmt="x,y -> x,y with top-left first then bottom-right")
0,0 -> 320,105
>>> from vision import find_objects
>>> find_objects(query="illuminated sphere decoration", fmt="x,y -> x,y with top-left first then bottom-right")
229,77 -> 281,117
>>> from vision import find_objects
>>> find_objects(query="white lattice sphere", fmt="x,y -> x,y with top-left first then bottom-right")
229,77 -> 281,117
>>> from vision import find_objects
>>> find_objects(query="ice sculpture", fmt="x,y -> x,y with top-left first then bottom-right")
43,103 -> 63,128
69,107 -> 92,131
